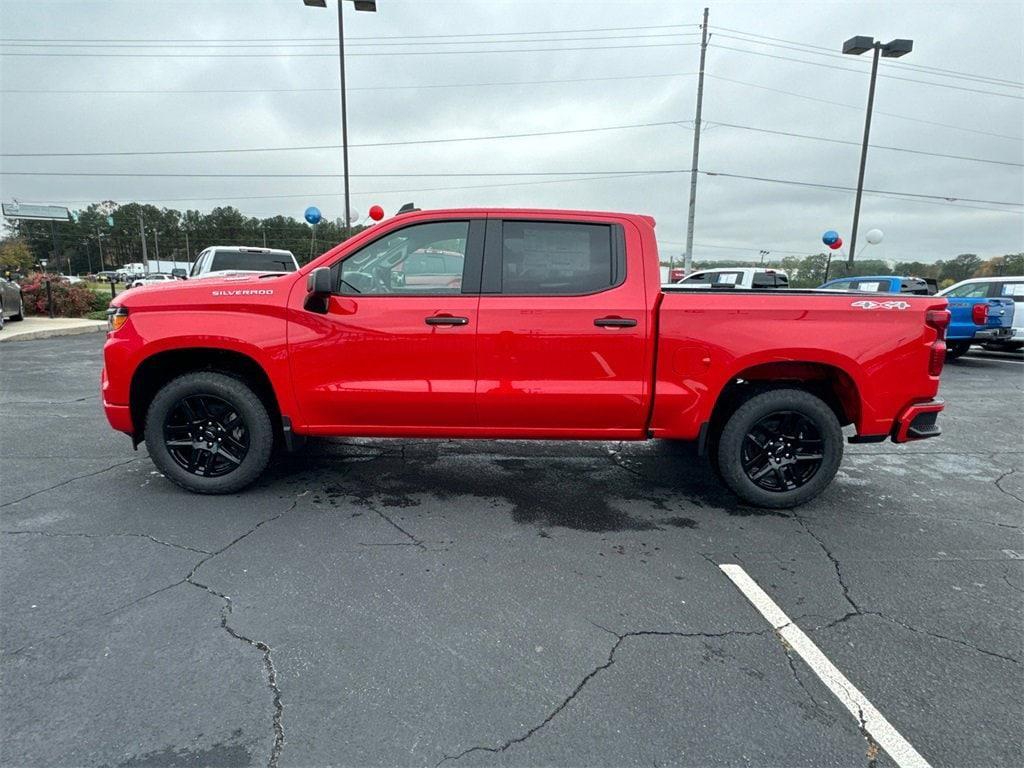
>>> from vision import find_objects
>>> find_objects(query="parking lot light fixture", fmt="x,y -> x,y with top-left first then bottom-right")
303,0 -> 378,232
842,35 -> 913,265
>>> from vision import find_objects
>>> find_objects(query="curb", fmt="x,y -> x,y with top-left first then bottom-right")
0,321 -> 106,343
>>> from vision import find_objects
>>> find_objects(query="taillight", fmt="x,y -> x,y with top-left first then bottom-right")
929,342 -> 946,376
926,309 -> 950,340
972,303 -> 988,325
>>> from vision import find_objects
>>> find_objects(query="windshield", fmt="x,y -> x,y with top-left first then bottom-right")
210,250 -> 296,272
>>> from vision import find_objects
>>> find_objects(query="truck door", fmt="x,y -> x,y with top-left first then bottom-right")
287,218 -> 484,432
474,217 -> 650,437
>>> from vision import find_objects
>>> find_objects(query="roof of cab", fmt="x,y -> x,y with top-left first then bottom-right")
391,206 -> 655,228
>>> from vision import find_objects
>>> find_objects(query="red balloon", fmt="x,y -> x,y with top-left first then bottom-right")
369,205 -> 385,222
828,237 -> 843,250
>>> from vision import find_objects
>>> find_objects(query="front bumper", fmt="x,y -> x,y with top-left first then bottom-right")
101,366 -> 134,435
892,399 -> 944,443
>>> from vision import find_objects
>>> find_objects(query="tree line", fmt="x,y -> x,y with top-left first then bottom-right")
0,201 -> 367,275
1,200 -> 1020,289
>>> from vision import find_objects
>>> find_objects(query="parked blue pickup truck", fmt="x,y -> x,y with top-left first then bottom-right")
818,275 -> 937,295
936,279 -> 1015,359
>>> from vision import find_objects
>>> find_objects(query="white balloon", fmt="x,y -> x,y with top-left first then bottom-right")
865,228 -> 884,245
348,208 -> 360,223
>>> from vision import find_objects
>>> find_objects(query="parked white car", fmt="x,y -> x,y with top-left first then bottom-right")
189,246 -> 298,280
668,267 -> 789,289
130,273 -> 178,289
940,275 -> 1024,352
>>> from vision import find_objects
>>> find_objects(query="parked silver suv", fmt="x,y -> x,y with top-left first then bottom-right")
189,246 -> 298,279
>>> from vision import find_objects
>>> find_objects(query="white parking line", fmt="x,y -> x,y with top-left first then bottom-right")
719,563 -> 932,768
962,354 -> 1024,365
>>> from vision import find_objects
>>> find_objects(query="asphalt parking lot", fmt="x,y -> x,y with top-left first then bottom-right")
1,335 -> 1021,768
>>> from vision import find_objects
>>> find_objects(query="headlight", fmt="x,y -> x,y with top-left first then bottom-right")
106,306 -> 129,333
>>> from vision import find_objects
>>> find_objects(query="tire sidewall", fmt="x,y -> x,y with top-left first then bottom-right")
717,389 -> 843,509
144,372 -> 273,494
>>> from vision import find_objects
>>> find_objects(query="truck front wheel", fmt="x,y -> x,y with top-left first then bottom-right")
144,372 -> 273,494
716,388 -> 843,509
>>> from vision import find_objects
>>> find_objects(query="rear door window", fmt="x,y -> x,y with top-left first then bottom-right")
998,281 -> 1024,304
489,220 -> 623,295
752,272 -> 787,288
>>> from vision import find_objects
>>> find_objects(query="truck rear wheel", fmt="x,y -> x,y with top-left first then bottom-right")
144,372 -> 273,494
716,388 -> 843,509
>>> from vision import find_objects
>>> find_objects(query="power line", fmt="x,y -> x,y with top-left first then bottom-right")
701,170 -> 1022,207
710,27 -> 1024,89
0,71 -> 696,95
710,43 -> 1024,100
5,167 -> 1019,208
0,120 -> 690,158
703,121 -> 1023,167
0,32 -> 700,50
0,23 -> 697,44
706,74 -> 1023,142
0,42 -> 697,58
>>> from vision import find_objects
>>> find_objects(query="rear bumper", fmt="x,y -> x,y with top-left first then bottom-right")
973,327 -> 1013,341
892,399 -> 944,443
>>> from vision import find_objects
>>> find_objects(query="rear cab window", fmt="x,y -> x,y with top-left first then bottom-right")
484,220 -> 625,295
945,282 -> 989,298
211,250 -> 296,272
752,272 -> 788,288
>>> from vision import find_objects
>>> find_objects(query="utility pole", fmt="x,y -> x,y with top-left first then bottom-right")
96,227 -> 105,271
337,0 -> 352,231
683,7 -> 709,278
154,226 -> 160,264
138,212 -> 149,270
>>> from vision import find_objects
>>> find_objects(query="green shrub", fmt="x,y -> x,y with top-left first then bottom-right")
17,273 -> 99,318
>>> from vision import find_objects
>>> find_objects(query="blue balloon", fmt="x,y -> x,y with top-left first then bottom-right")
304,206 -> 322,225
822,230 -> 839,246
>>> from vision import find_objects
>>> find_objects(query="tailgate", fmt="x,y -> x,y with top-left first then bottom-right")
985,297 -> 1014,329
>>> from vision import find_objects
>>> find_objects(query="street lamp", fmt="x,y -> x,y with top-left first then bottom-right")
303,0 -> 378,233
842,35 -> 912,266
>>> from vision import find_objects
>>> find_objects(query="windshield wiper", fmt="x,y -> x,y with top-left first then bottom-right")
258,272 -> 287,279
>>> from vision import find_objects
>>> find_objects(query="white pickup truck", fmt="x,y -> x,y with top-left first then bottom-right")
673,267 -> 789,289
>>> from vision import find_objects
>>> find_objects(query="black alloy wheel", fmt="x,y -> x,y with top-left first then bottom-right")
163,393 -> 250,478
741,410 -> 824,492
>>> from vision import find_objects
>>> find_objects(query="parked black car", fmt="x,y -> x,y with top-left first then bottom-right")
0,276 -> 26,330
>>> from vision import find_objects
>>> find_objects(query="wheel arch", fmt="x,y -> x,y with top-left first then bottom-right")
129,347 -> 283,445
707,360 -> 862,445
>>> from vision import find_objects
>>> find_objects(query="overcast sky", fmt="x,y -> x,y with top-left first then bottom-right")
1,0 -> 1021,263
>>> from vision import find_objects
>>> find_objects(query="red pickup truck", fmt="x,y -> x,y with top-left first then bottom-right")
102,207 -> 949,508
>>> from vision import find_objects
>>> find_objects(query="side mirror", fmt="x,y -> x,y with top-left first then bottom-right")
307,267 -> 333,295
171,268 -> 187,279
304,267 -> 333,314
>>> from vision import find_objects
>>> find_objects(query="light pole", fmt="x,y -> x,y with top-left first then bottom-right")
842,35 -> 912,265
303,0 -> 378,233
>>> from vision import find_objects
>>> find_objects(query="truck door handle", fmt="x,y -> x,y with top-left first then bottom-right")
594,316 -> 637,328
425,315 -> 469,326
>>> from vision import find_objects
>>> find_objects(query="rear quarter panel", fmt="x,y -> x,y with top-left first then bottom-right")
650,292 -> 946,439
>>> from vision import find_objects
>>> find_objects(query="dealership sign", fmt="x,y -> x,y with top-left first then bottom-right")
2,201 -> 72,221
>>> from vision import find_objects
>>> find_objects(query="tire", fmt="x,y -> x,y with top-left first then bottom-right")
945,340 -> 971,360
10,293 -> 24,321
716,388 -> 843,509
144,371 -> 274,494
0,302 -> 5,331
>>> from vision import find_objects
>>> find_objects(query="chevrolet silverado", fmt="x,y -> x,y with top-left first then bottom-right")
102,208 -> 949,508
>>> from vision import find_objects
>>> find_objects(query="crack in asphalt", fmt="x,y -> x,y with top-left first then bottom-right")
995,467 -> 1024,505
0,458 -> 139,508
0,529 -> 211,555
367,504 -> 427,550
792,512 -> 862,615
435,627 -> 771,766
3,494 -> 301,768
